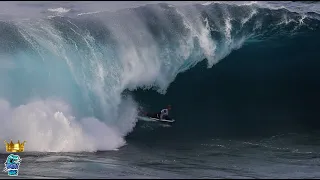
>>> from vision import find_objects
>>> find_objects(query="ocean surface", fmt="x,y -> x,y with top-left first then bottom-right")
0,1 -> 320,178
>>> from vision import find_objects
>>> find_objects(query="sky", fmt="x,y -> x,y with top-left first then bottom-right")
0,1 -> 317,20
0,1 -> 210,19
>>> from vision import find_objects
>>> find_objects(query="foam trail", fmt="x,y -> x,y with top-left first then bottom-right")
48,7 -> 70,13
0,98 -> 137,152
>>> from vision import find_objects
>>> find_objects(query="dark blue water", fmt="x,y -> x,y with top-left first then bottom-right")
1,132 -> 320,178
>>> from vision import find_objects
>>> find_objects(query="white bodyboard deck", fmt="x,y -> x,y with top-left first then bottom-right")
137,116 -> 175,123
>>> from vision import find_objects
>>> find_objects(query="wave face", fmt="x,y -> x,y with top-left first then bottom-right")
0,2 -> 319,151
131,31 -> 320,141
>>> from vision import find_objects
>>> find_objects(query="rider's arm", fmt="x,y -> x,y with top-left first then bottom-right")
160,109 -> 168,119
161,109 -> 168,115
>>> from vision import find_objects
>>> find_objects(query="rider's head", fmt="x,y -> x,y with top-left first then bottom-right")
167,105 -> 172,110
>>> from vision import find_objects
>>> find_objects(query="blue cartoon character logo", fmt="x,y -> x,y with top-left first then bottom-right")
3,154 -> 21,176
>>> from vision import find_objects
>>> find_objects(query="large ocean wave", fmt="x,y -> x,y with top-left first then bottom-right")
0,2 -> 319,152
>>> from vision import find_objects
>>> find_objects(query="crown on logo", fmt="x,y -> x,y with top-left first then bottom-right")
4,140 -> 26,153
